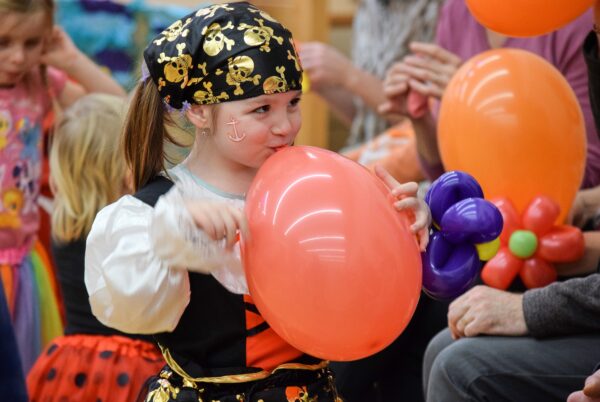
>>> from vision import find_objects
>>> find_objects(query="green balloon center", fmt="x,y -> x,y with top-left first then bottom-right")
509,230 -> 538,259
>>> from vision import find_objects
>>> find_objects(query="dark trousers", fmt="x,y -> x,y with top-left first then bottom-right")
331,294 -> 449,402
423,328 -> 600,402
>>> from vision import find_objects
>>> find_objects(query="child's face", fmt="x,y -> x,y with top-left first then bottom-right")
211,90 -> 302,170
0,11 -> 50,86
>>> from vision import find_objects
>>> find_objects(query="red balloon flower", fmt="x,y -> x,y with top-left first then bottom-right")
481,196 -> 584,290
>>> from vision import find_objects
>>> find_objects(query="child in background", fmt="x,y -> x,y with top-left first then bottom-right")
27,94 -> 164,402
85,3 -> 430,401
0,0 -> 125,372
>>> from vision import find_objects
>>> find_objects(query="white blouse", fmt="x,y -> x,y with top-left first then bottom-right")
84,164 -> 248,335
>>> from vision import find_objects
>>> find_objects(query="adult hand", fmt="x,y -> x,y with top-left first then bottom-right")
398,42 -> 462,99
375,165 -> 431,250
378,62 -> 410,117
298,42 -> 354,91
568,368 -> 600,402
447,285 -> 528,339
568,187 -> 600,228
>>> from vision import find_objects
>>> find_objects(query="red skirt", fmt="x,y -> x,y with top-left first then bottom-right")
27,334 -> 164,402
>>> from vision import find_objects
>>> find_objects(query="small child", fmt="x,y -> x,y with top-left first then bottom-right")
85,3 -> 430,401
27,94 -> 164,402
0,0 -> 125,372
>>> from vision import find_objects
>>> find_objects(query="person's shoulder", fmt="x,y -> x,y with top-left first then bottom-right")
134,176 -> 175,207
551,8 -> 593,39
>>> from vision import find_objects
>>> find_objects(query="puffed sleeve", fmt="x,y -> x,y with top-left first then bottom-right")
150,184 -> 242,274
85,196 -> 191,334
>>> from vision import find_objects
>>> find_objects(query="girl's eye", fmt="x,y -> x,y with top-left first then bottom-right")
25,38 -> 42,48
289,97 -> 301,107
0,38 -> 9,48
253,105 -> 270,114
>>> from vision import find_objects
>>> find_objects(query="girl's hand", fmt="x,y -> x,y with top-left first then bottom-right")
41,26 -> 82,72
374,165 -> 431,251
185,201 -> 249,250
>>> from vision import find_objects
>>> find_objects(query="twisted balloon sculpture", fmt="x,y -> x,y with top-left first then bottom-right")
422,171 -> 503,299
481,196 -> 585,290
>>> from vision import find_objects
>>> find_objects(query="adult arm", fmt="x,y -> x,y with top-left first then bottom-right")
523,274 -> 600,337
299,42 -> 389,126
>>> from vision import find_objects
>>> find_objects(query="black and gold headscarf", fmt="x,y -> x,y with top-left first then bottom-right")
143,2 -> 303,110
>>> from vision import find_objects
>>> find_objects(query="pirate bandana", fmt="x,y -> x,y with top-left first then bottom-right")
143,2 -> 303,110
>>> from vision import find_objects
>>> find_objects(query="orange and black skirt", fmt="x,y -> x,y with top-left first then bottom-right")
143,362 -> 343,402
27,334 -> 164,402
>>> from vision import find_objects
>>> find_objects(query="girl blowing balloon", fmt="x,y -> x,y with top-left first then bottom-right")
27,94 -> 164,402
0,0 -> 125,372
85,3 -> 429,401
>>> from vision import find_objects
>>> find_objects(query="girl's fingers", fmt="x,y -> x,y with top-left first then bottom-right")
375,165 -> 401,190
417,227 -> 430,251
230,207 -> 250,241
218,208 -> 239,249
394,197 -> 419,211
391,182 -> 419,198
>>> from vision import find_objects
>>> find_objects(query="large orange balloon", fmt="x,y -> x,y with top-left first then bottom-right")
465,0 -> 593,37
438,49 -> 586,224
242,146 -> 422,361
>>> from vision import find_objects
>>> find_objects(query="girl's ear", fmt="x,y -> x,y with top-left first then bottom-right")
185,105 -> 211,128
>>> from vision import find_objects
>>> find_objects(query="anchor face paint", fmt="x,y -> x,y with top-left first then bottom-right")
210,90 -> 302,170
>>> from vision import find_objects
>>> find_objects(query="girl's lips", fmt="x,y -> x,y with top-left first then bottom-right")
272,145 -> 288,152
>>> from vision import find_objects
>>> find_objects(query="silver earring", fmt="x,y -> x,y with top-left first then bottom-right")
200,127 -> 210,136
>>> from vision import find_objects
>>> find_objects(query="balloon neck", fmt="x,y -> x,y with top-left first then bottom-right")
508,230 -> 538,259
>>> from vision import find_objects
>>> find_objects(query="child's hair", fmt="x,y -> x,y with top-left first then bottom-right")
50,93 -> 128,243
123,2 -> 303,191
0,0 -> 54,22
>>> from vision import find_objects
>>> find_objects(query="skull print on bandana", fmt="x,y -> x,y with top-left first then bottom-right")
143,2 -> 303,110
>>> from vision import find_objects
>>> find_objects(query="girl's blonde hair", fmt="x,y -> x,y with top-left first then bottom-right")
0,0 -> 54,21
50,94 -> 128,242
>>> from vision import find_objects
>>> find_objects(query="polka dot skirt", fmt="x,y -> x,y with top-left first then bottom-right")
27,334 -> 164,402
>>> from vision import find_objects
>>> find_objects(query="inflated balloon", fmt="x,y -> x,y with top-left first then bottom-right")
465,0 -> 593,37
440,198 -> 504,245
242,146 -> 422,361
438,49 -> 586,225
424,170 -> 483,225
422,232 -> 480,300
422,171 -> 503,300
482,196 -> 585,290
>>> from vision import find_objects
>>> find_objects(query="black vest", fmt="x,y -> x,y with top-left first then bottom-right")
134,176 -> 313,378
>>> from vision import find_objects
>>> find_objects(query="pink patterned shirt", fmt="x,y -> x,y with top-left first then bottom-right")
0,67 -> 66,263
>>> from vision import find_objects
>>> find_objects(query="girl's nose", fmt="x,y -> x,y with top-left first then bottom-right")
271,114 -> 293,136
10,45 -> 26,65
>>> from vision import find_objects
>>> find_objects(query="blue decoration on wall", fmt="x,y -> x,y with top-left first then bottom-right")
56,0 -> 202,90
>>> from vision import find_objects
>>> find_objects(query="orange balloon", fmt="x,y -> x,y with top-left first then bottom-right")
242,146 -> 422,361
465,0 -> 593,37
438,49 -> 586,225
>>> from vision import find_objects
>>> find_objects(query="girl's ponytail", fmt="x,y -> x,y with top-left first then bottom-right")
122,79 -> 176,191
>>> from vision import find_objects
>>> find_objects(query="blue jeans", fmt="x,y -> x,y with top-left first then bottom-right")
423,329 -> 600,402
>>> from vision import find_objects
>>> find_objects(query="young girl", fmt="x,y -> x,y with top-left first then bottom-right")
26,94 -> 164,402
0,0 -> 126,372
85,3 -> 430,401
